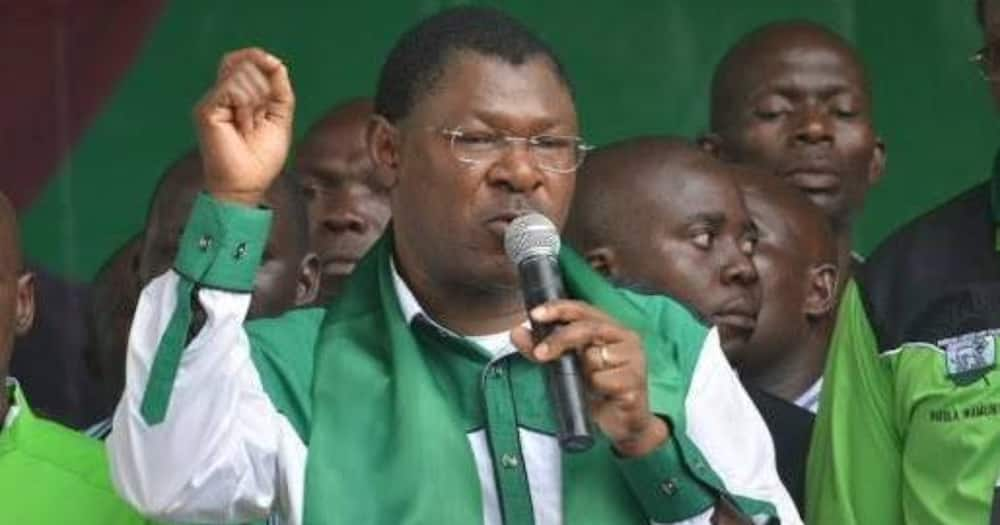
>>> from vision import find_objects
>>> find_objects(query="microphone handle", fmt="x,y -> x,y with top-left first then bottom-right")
518,256 -> 594,453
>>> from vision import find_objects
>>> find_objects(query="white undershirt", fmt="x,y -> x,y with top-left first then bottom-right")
793,377 -> 824,414
2,377 -> 20,432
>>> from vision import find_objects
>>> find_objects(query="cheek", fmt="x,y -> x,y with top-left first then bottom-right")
254,260 -> 298,297
658,247 -> 715,311
548,175 -> 576,228
736,125 -> 786,166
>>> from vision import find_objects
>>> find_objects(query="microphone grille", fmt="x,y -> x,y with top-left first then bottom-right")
504,213 -> 561,265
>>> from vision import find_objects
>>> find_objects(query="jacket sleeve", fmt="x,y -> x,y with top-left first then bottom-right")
107,193 -> 307,525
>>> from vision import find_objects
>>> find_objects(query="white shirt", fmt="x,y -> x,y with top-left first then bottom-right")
794,377 -> 824,414
2,377 -> 20,432
108,269 -> 799,525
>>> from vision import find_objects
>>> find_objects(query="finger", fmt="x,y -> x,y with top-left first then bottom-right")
530,300 -> 613,325
218,47 -> 282,80
235,103 -> 254,137
510,326 -> 536,359
588,366 -> 643,401
579,343 -> 629,375
263,61 -> 294,120
533,320 -> 627,361
238,62 -> 272,98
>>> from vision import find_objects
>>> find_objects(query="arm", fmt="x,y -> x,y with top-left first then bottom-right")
107,195 -> 307,524
511,301 -> 799,524
109,47 -> 306,523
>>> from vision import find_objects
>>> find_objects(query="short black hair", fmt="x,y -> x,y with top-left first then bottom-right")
374,6 -> 572,123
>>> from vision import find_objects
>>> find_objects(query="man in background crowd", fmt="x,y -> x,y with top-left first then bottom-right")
702,20 -> 884,284
294,97 -> 391,304
0,191 -> 150,523
805,2 -> 1000,523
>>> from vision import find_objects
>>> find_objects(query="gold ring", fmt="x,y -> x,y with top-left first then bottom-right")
599,345 -> 611,369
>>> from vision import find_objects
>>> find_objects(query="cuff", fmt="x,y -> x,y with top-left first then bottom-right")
174,192 -> 272,292
616,428 -> 717,522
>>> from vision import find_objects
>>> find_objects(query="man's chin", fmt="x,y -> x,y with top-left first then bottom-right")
717,326 -> 752,361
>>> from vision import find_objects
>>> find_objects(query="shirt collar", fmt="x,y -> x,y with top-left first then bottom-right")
390,258 -> 515,357
2,377 -> 22,433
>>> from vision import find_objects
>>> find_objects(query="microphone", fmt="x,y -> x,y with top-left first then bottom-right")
505,213 -> 594,453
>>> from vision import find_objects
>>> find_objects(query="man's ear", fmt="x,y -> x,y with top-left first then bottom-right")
584,247 -> 620,280
294,253 -> 320,307
696,133 -> 724,159
868,137 -> 887,186
803,263 -> 838,319
367,115 -> 401,190
14,272 -> 35,336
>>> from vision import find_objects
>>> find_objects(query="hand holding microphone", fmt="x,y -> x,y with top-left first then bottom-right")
506,214 -> 669,457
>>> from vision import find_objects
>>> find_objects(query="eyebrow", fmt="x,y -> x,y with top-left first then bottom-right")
684,212 -> 727,227
760,82 -> 861,102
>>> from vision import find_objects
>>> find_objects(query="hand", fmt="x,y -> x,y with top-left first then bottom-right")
511,300 -> 670,457
193,47 -> 295,206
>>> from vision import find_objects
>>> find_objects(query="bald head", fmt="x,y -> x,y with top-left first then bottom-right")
294,97 -> 391,304
711,21 -> 870,133
705,21 -> 883,233
296,97 -> 375,175
568,136 -> 731,253
567,136 -> 760,352
734,171 -> 835,266
728,169 -> 839,388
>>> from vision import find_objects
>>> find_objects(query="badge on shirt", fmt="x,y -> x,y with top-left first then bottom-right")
939,331 -> 998,386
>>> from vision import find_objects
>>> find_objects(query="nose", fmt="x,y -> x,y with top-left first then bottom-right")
486,139 -> 545,194
792,105 -> 833,146
320,191 -> 368,235
720,242 -> 759,287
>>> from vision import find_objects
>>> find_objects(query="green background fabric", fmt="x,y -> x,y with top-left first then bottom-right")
21,0 -> 996,281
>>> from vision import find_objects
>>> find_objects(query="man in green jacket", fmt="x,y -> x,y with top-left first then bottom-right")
0,191 -> 150,524
108,7 -> 798,524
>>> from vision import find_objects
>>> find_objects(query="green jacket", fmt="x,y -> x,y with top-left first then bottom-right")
0,381 -> 151,525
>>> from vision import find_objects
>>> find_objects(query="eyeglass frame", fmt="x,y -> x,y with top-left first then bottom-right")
428,126 -> 594,174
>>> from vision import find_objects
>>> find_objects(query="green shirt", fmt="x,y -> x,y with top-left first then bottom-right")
807,280 -> 1000,524
0,381 -> 151,525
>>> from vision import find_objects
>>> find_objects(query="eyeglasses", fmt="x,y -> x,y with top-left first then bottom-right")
432,127 -> 593,174
970,44 -> 1000,80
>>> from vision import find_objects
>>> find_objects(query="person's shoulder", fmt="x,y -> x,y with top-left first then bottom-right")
863,181 -> 991,277
859,181 -> 993,349
13,411 -> 118,493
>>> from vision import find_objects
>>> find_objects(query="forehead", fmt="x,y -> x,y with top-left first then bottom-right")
742,189 -> 798,243
655,167 -> 746,223
410,51 -> 577,130
743,43 -> 867,98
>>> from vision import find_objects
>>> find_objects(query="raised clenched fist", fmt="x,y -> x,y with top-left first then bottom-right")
193,48 -> 295,206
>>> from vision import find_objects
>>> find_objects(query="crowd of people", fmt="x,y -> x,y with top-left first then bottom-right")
2,2 -> 999,524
